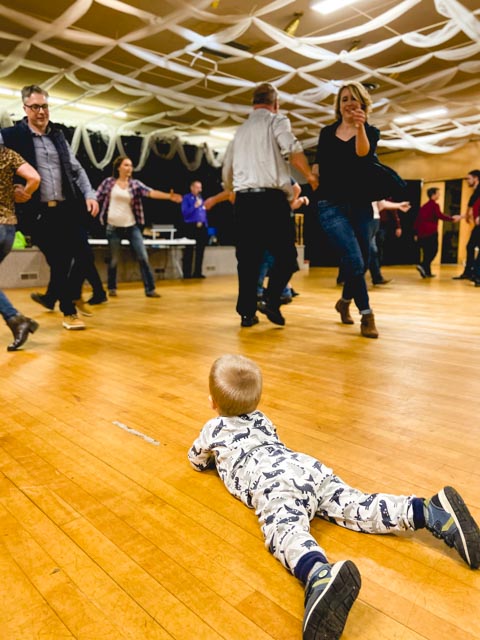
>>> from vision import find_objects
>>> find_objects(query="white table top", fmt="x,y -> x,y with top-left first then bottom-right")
88,238 -> 195,246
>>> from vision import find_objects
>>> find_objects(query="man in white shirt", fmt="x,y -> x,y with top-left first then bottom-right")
222,83 -> 318,327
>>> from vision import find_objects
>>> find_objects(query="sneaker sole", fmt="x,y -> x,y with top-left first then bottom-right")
438,487 -> 480,569
62,323 -> 86,330
303,561 -> 361,640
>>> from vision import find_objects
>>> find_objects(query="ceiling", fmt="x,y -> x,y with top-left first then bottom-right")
1,0 -> 480,157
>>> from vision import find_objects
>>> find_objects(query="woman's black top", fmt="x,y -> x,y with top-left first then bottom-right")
314,120 -> 380,205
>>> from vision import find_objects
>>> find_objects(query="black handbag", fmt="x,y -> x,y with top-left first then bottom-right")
356,156 -> 408,201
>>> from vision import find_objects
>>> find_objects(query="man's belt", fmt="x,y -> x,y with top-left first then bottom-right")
43,200 -> 64,207
237,188 -> 282,194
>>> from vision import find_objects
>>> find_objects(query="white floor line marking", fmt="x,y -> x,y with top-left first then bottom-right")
112,420 -> 160,446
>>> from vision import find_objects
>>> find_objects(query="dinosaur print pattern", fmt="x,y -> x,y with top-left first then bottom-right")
188,411 -> 417,574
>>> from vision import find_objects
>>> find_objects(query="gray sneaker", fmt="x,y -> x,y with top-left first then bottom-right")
424,486 -> 480,569
303,561 -> 361,640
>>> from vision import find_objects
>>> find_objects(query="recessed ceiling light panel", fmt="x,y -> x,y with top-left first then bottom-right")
311,0 -> 359,15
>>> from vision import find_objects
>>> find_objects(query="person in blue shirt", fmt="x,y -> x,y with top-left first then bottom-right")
257,179 -> 309,304
181,180 -> 209,278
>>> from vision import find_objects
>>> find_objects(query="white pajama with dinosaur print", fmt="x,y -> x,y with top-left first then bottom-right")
188,410 -> 417,574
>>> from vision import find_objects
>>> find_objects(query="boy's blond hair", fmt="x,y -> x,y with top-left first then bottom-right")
333,81 -> 373,121
209,354 -> 263,416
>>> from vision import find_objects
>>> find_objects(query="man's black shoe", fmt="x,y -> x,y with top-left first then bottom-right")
474,279 -> 480,287
87,294 -> 108,305
257,301 -> 285,326
452,271 -> 472,280
30,292 -> 55,311
415,265 -> 427,278
240,315 -> 259,327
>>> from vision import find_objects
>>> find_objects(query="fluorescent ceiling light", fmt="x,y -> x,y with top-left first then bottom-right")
415,107 -> 449,119
393,114 -> 416,125
52,99 -> 127,119
394,107 -> 448,124
209,129 -> 234,140
311,0 -> 359,15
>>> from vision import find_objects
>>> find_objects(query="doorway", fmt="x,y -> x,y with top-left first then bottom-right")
441,179 -> 462,263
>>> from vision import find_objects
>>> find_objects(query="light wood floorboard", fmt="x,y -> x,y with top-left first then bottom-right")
0,264 -> 479,639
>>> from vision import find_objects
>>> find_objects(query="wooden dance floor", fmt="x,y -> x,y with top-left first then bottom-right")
1,265 -> 479,639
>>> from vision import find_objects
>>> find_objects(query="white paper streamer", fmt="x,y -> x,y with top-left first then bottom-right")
1,0 -> 479,162
112,420 -> 160,446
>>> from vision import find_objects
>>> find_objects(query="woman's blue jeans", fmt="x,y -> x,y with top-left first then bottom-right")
257,250 -> 291,297
317,201 -> 373,312
106,224 -> 156,294
0,225 -> 18,321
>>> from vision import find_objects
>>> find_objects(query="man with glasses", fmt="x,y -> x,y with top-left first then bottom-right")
0,85 -> 100,330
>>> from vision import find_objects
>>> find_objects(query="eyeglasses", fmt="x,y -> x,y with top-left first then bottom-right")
24,103 -> 49,112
